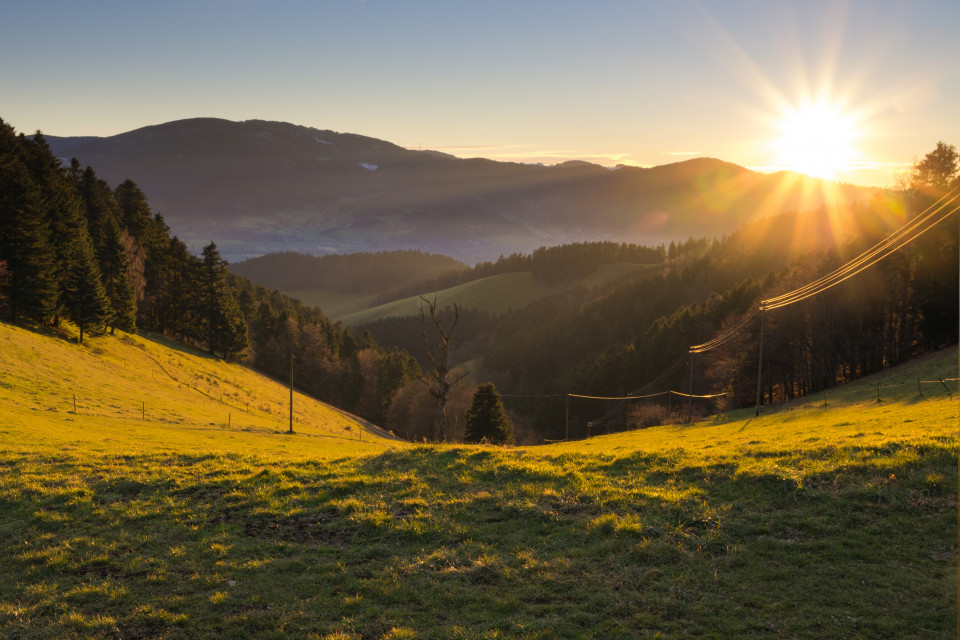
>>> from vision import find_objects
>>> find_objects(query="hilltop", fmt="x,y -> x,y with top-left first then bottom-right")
46,118 -> 873,262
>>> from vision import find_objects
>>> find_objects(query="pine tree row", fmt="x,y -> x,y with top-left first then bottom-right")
0,122 -> 137,343
0,118 -> 426,426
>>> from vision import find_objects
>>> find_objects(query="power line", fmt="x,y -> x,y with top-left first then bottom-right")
683,187 -> 960,356
569,391 -> 670,401
689,308 -> 760,353
763,188 -> 960,310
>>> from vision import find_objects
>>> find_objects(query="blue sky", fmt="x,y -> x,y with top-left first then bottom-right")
2,0 -> 957,186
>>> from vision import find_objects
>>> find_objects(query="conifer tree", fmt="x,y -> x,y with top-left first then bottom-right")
23,133 -> 88,324
99,214 -> 137,333
0,123 -> 59,322
114,179 -> 154,240
63,234 -> 111,343
0,260 -> 9,310
200,242 -> 248,359
464,383 -> 514,445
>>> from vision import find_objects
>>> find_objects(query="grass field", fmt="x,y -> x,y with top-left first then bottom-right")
0,323 -> 956,639
329,263 -> 650,325
281,290 -> 379,319
0,322 -> 395,458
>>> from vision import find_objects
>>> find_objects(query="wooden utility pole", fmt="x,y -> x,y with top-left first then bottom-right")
288,353 -> 294,434
755,305 -> 766,417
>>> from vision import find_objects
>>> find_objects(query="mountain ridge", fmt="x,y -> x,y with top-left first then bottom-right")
46,117 -> 875,263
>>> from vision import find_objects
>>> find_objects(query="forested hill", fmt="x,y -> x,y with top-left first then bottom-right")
46,117 -> 873,262
359,143 -> 959,441
365,241 -> 666,306
229,250 -> 466,293
0,118 -> 422,429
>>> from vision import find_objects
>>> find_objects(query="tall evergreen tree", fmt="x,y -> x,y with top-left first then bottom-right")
114,179 -> 154,240
0,260 -> 9,310
63,234 -> 111,343
99,214 -> 137,333
0,123 -> 59,322
200,242 -> 248,359
464,383 -> 514,445
23,133 -> 88,324
77,167 -> 118,252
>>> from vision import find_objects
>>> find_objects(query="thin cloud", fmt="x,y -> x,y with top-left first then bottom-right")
408,144 -> 639,167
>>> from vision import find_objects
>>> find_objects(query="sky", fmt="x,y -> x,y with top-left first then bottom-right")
1,0 -> 957,188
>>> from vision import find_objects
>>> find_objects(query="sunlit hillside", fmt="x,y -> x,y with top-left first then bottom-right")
335,263 -> 650,325
0,322 -> 400,458
550,346 -> 959,457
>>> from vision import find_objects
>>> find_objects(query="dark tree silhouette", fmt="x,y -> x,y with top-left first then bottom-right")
464,383 -> 514,445
418,295 -> 467,442
200,242 -> 248,360
63,234 -> 111,343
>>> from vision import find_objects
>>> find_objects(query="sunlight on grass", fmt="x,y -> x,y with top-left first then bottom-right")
0,322 -> 400,459
0,323 -> 955,638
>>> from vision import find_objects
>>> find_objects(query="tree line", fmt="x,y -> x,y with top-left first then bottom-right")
0,119 -> 428,428
359,143 -> 958,441
370,241 -> 666,305
229,250 -> 465,294
0,119 -> 248,356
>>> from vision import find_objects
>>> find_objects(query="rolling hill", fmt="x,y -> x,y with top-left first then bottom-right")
46,118 -> 874,263
334,262 -> 651,325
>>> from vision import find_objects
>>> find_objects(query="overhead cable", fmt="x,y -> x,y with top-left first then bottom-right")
762,188 -> 960,310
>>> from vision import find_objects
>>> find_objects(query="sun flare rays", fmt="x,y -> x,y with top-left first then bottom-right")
773,99 -> 861,180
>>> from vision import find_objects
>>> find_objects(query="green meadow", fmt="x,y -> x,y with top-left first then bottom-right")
0,322 -> 956,639
280,290 -> 380,320
316,263 -> 650,325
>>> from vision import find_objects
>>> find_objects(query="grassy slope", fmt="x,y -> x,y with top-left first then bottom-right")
0,324 -> 956,639
0,322 -> 395,458
330,263 -> 650,325
281,290 -> 379,319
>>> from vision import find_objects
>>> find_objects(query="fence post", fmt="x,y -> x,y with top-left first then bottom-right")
565,394 -> 570,441
876,383 -> 881,403
288,353 -> 295,434
917,375 -> 923,397
73,394 -> 77,413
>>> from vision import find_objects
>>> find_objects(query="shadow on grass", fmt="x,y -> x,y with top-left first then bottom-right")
1,439 -> 957,639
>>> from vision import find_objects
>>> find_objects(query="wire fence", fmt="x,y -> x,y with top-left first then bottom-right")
506,373 -> 959,443
0,332 -> 391,447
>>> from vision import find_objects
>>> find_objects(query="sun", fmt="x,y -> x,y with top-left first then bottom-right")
773,99 -> 861,180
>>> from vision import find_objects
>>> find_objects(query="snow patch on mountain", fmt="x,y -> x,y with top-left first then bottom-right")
358,163 -> 378,172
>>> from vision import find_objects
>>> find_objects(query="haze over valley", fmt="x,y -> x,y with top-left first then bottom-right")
48,117 -> 874,263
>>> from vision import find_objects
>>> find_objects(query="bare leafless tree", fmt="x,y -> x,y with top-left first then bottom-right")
418,295 -> 468,441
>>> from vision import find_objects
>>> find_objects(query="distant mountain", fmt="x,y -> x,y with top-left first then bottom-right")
229,249 -> 466,294
47,118 -> 875,262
